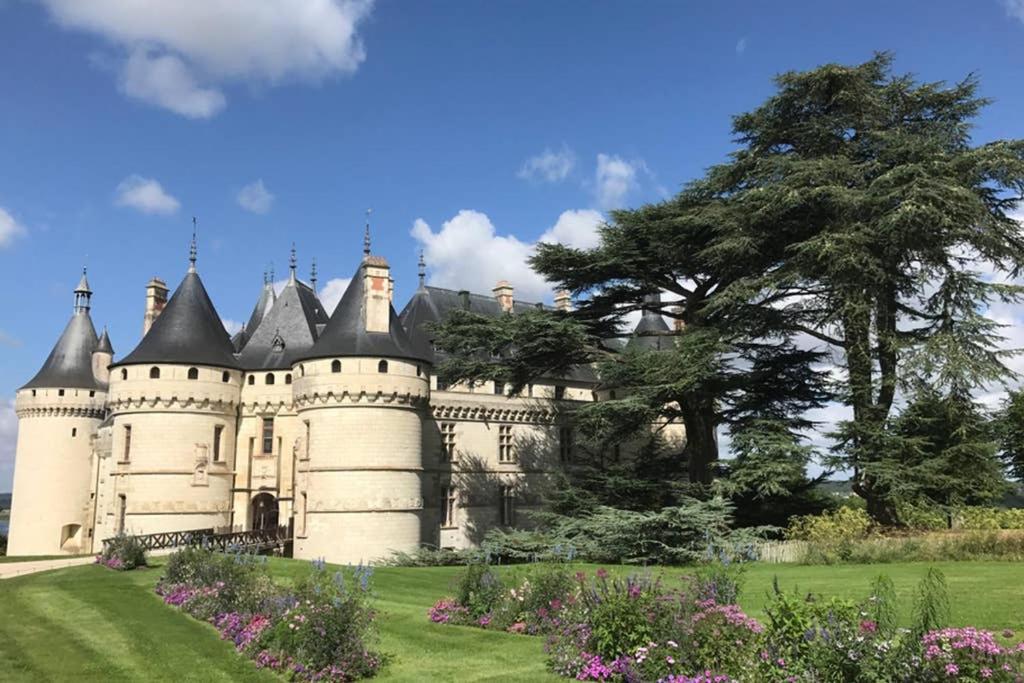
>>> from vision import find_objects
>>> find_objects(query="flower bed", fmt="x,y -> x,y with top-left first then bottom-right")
156,548 -> 384,681
95,533 -> 147,571
426,563 -> 1024,682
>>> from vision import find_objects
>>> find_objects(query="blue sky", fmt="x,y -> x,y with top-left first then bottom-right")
2,0 -> 1024,490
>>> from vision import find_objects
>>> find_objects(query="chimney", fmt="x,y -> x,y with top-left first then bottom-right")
554,289 -> 572,312
493,280 -> 514,313
362,256 -> 391,333
388,275 -> 395,303
143,277 -> 168,335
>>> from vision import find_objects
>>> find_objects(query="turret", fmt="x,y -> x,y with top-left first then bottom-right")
92,328 -> 113,386
8,270 -> 107,555
292,233 -> 431,564
100,232 -> 241,540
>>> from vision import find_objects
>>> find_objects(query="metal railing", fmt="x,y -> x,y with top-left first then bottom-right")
102,524 -> 292,554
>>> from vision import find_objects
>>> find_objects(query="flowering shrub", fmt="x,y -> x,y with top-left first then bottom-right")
95,533 -> 146,571
156,549 -> 384,681
919,627 -> 1024,681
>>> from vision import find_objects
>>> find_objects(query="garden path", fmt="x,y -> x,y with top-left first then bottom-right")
0,556 -> 94,579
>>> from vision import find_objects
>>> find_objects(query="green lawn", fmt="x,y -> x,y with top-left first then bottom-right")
0,558 -> 1021,681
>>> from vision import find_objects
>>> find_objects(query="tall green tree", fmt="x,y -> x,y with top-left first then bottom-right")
995,389 -> 1024,482
707,53 -> 1024,522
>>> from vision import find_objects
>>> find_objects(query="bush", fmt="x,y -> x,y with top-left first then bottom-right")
787,507 -> 873,562
95,533 -> 147,571
0,532 -> 7,556
382,545 -> 483,566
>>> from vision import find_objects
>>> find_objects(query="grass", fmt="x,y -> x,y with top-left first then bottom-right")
1,558 -> 1022,681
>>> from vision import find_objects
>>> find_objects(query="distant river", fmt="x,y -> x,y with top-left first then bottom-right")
0,520 -> 8,535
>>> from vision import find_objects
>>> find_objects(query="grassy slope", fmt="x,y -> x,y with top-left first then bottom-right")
1,559 -> 1022,682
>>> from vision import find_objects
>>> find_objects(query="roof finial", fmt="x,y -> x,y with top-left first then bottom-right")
263,268 -> 268,285
189,216 -> 198,272
363,208 -> 372,259
289,242 -> 297,281
269,262 -> 275,283
418,249 -> 426,288
310,257 -> 318,290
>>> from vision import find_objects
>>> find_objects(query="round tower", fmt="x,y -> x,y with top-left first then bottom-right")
8,270 -> 107,556
293,252 -> 431,564
101,243 -> 241,538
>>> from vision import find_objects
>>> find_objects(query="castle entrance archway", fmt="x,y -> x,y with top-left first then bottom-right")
251,492 -> 279,531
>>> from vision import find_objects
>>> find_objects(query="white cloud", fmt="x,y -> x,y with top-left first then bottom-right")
40,0 -> 374,118
1004,0 -> 1024,23
119,47 -> 226,118
114,175 -> 180,215
237,180 -> 275,214
0,397 -> 16,493
538,209 -> 604,250
221,318 -> 244,336
518,145 -> 575,183
319,277 -> 351,313
735,37 -> 747,55
0,330 -> 21,348
594,153 -> 640,209
0,207 -> 26,248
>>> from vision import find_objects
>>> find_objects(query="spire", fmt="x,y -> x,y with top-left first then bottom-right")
418,249 -> 426,289
289,243 -> 297,282
74,267 -> 92,313
310,258 -> 318,290
363,208 -> 372,259
189,216 -> 198,272
263,268 -> 269,285
269,262 -> 275,283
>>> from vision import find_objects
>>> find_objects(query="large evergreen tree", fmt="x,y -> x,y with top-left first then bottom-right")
995,389 -> 1024,482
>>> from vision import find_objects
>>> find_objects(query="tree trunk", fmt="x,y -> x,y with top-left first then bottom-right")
680,394 -> 718,484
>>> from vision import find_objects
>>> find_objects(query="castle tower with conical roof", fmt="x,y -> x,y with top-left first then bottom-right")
98,244 -> 242,539
291,242 -> 432,564
8,270 -> 108,555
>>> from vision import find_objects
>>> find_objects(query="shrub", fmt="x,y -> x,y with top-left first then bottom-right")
912,567 -> 951,639
96,533 -> 146,571
919,628 -> 1024,681
0,532 -> 7,556
453,561 -> 506,618
383,546 -> 482,566
955,506 -> 1024,530
787,507 -> 872,563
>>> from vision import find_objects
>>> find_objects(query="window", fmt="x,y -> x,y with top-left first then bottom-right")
494,381 -> 505,395
331,359 -> 341,373
298,492 -> 308,536
554,385 -> 566,400
378,360 -> 389,373
213,425 -> 224,462
71,427 -> 77,437
89,390 -> 95,397
121,369 -> 128,380
150,366 -> 160,379
265,373 -> 275,385
527,384 -> 534,398
117,494 -> 127,534
416,365 -> 422,377
58,389 -> 65,397
248,374 -> 255,386
441,486 -> 457,527
436,377 -> 449,391
31,390 -> 36,397
122,425 -> 132,462
222,371 -> 230,383
299,364 -> 305,377
559,426 -> 574,463
248,437 -> 255,458
285,374 -> 292,385
609,390 -> 617,400
498,425 -> 514,463
500,485 -> 516,526
262,418 -> 274,454
187,367 -> 199,380
303,420 -> 311,459
440,422 -> 456,460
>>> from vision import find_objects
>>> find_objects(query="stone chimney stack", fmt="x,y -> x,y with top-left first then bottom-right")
554,289 -> 572,312
493,280 -> 514,313
363,256 -> 391,333
143,277 -> 168,336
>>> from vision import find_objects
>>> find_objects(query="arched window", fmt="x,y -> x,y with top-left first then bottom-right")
285,374 -> 292,385
378,360 -> 389,374
299,364 -> 305,377
265,373 -> 275,385
149,366 -> 160,379
248,375 -> 255,386
187,367 -> 199,380
416,365 -> 422,377
121,368 -> 128,381
331,359 -> 341,373
222,371 -> 230,383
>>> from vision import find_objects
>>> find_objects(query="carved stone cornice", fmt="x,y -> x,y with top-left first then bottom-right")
430,402 -> 557,424
107,395 -> 237,415
294,389 -> 429,410
16,405 -> 107,419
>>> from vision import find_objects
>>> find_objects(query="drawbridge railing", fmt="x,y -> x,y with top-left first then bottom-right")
103,524 -> 292,554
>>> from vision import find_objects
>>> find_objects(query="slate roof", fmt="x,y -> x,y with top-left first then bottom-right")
21,311 -> 102,390
237,276 -> 329,369
398,285 -> 596,382
299,261 -> 428,363
245,282 -> 276,340
626,293 -> 674,351
115,270 -> 241,369
96,328 -> 114,355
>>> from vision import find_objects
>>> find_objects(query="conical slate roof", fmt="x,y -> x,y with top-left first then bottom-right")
245,281 -> 276,339
627,293 -> 673,351
96,328 -> 114,355
238,277 -> 328,369
300,261 -> 428,363
21,311 -> 101,390
115,271 -> 240,369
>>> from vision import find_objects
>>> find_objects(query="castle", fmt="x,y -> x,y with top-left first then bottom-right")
7,232 -> 678,564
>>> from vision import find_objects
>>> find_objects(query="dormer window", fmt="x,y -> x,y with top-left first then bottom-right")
378,360 -> 388,374
149,367 -> 160,379
331,360 -> 341,373
187,367 -> 199,380
271,334 -> 285,352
